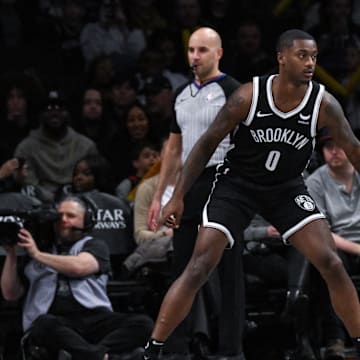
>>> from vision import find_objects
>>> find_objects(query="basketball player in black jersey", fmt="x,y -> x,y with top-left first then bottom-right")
143,29 -> 360,359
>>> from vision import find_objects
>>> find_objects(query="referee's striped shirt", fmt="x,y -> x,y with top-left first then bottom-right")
171,74 -> 240,167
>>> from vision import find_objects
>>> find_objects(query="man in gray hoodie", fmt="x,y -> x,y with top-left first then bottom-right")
14,90 -> 98,203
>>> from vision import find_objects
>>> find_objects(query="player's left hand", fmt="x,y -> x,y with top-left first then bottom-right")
159,196 -> 184,229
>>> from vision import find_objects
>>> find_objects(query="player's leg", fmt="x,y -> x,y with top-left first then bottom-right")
289,219 -> 360,356
144,227 -> 228,359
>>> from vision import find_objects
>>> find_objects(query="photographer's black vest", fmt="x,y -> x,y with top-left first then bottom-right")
23,236 -> 112,331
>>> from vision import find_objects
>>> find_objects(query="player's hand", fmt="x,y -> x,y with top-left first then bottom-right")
148,198 -> 161,231
158,196 -> 184,229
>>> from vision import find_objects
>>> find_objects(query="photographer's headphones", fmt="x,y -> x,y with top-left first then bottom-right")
80,194 -> 97,232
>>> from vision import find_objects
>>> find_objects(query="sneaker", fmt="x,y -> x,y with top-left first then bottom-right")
324,339 -> 345,360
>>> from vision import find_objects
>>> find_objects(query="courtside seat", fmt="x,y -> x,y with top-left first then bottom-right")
106,259 -> 173,318
244,273 -> 287,324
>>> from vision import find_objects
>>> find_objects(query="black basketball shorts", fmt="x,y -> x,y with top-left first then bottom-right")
202,167 -> 325,248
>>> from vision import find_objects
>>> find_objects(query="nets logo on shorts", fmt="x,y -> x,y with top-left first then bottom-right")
294,195 -> 315,211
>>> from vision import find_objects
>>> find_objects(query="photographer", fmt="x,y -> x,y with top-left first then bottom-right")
0,195 -> 153,360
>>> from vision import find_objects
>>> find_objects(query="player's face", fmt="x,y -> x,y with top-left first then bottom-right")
279,39 -> 318,84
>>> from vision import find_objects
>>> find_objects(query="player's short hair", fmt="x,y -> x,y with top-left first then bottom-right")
276,29 -> 315,52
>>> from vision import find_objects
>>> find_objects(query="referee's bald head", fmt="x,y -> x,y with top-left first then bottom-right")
189,27 -> 222,49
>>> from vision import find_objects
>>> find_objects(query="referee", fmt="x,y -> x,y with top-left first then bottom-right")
147,27 -> 245,359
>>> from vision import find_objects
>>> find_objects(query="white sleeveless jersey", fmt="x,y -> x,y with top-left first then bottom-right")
225,74 -> 325,185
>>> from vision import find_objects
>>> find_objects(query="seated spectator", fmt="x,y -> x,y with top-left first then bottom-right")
0,72 -> 44,165
0,195 -> 153,360
80,0 -> 146,68
84,54 -> 117,104
109,73 -> 140,129
72,86 -> 119,163
56,154 -> 116,200
116,142 -> 160,203
305,130 -> 360,359
144,74 -> 175,142
124,103 -> 157,145
115,103 -> 160,180
122,139 -> 177,276
102,76 -> 142,183
14,89 -> 98,203
0,157 -> 45,203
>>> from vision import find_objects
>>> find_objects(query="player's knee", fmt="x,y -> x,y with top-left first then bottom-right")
317,250 -> 344,277
185,255 -> 215,287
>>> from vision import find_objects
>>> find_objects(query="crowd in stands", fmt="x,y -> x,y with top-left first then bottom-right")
0,0 -> 359,189
0,0 -> 359,359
